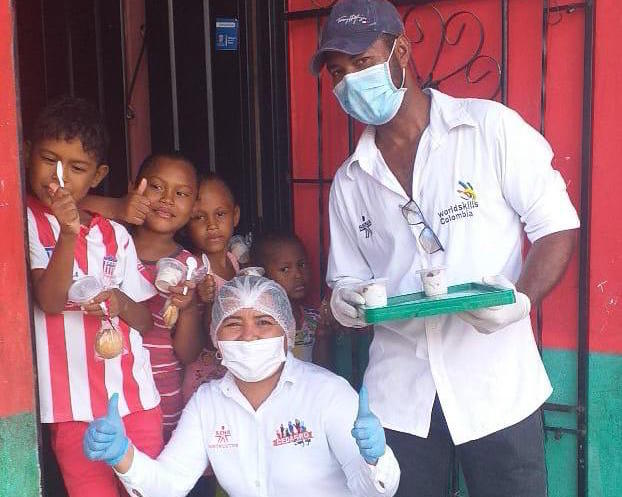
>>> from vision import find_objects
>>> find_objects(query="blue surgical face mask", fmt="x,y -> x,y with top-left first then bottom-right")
333,40 -> 406,125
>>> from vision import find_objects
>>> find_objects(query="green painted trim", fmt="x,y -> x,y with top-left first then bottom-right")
542,348 -> 578,430
541,348 -> 622,497
586,352 -> 622,497
0,411 -> 41,497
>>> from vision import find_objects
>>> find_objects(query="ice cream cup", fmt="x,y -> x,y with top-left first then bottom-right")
155,258 -> 186,293
417,267 -> 448,297
238,266 -> 265,277
68,275 -> 104,304
360,278 -> 388,308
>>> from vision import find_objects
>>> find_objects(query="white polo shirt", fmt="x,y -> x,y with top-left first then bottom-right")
117,356 -> 400,497
326,89 -> 580,445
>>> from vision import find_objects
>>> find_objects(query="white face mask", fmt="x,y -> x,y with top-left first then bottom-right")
218,335 -> 286,382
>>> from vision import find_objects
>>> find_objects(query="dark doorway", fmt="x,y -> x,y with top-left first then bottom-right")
144,0 -> 291,235
17,0 -> 129,198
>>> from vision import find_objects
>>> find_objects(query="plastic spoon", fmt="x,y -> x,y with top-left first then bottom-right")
98,301 -> 118,332
56,161 -> 64,188
183,257 -> 197,296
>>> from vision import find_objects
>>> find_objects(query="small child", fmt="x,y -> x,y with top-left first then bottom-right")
251,231 -> 331,366
26,97 -> 162,497
128,153 -> 203,440
182,173 -> 242,400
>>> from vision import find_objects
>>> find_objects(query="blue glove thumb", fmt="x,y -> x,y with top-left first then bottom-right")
83,393 -> 129,466
357,386 -> 371,417
107,392 -> 121,421
352,386 -> 386,465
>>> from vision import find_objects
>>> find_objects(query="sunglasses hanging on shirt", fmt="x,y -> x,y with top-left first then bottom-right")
401,198 -> 444,254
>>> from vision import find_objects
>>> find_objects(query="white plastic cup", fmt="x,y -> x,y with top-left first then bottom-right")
417,267 -> 448,297
238,266 -> 265,277
360,278 -> 388,308
68,275 -> 104,304
155,258 -> 186,293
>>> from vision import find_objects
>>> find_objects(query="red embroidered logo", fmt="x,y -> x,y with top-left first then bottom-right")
208,425 -> 238,449
273,419 -> 313,447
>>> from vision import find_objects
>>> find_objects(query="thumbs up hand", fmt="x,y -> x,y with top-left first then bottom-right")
118,178 -> 151,225
351,386 -> 386,465
83,393 -> 129,466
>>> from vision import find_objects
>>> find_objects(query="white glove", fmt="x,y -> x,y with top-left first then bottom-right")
330,284 -> 367,328
457,275 -> 531,334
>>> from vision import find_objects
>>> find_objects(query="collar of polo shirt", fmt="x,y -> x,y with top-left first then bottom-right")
218,354 -> 298,398
344,88 -> 477,180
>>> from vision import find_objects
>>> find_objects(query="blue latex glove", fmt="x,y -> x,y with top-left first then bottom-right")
83,393 -> 129,466
351,386 -> 386,465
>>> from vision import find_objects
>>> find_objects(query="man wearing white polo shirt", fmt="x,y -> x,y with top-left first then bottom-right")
313,1 -> 580,496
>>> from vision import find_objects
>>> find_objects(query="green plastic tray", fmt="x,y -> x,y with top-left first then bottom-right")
363,282 -> 516,324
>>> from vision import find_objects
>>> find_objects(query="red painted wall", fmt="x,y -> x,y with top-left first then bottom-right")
589,0 -> 622,354
0,0 -> 36,417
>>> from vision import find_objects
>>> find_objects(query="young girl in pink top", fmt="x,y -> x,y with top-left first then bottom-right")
182,173 -> 242,402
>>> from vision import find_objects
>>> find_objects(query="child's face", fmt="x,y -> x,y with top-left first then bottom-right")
264,241 -> 309,302
140,158 -> 197,234
27,138 -> 108,205
188,179 -> 240,254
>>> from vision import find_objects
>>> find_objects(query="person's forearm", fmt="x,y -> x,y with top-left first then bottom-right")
80,195 -> 123,221
116,291 -> 153,333
173,304 -> 204,364
32,233 -> 77,313
114,444 -> 135,474
115,396 -> 208,497
516,229 -> 577,307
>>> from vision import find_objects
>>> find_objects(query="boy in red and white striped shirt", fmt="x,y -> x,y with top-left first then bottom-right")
26,97 -> 163,497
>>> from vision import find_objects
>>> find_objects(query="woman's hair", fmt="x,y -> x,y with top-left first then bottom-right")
210,275 -> 295,349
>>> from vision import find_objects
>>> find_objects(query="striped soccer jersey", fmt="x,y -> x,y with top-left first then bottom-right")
27,196 -> 160,423
139,249 -> 194,439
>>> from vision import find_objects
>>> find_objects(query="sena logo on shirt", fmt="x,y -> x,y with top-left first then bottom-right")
438,180 -> 480,225
208,425 -> 238,449
273,419 -> 313,447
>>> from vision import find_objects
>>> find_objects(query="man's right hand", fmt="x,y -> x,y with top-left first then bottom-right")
49,184 -> 80,235
330,284 -> 367,328
119,178 -> 151,225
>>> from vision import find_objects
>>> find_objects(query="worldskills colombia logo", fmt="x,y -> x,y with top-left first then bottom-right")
273,419 -> 313,448
208,425 -> 238,449
438,181 -> 479,225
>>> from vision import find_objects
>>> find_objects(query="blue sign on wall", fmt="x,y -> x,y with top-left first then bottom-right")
215,18 -> 239,51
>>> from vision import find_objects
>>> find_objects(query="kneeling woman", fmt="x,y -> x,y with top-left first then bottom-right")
84,276 -> 400,496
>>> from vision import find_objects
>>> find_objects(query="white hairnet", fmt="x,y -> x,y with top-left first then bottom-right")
210,275 -> 296,349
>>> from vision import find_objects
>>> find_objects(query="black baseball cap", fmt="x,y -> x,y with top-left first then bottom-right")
310,0 -> 404,75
